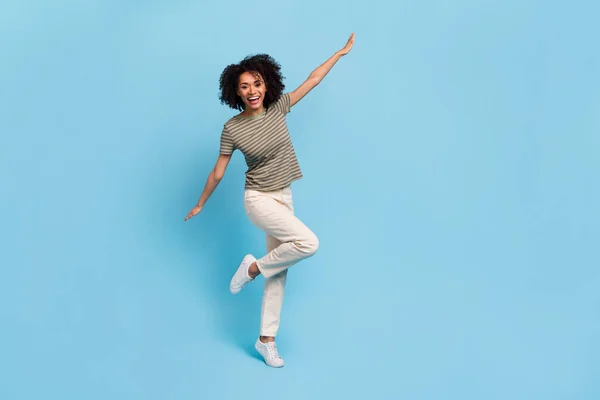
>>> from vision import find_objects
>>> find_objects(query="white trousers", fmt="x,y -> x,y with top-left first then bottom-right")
243,186 -> 319,337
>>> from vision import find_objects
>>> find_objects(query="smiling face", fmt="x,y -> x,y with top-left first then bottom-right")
237,71 -> 267,114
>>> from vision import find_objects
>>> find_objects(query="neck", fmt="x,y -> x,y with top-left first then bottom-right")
241,105 -> 264,117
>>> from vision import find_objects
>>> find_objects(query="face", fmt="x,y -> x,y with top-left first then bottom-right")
237,71 -> 267,111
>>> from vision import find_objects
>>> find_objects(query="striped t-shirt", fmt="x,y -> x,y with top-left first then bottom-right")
219,93 -> 303,191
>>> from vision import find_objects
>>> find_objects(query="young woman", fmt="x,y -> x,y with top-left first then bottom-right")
185,33 -> 355,367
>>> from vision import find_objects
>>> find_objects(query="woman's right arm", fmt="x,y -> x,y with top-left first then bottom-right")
184,153 -> 232,221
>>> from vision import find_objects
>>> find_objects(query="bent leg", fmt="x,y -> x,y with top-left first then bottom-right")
244,193 -> 319,279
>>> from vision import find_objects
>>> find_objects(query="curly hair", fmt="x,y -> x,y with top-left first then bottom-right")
218,54 -> 286,111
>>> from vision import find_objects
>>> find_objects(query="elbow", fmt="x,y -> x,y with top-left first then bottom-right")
212,169 -> 224,182
307,74 -> 322,86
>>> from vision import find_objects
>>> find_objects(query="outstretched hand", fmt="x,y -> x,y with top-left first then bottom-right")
338,33 -> 355,56
184,205 -> 202,221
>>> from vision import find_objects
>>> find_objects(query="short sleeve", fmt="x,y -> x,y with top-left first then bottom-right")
219,126 -> 235,155
271,93 -> 291,115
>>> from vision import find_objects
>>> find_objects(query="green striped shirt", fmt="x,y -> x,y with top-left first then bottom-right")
219,93 -> 303,191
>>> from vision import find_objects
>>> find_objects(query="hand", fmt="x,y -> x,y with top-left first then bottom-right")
338,33 -> 355,57
184,205 -> 203,221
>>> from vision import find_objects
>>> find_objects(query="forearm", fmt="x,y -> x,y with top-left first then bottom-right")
307,51 -> 343,84
196,170 -> 221,207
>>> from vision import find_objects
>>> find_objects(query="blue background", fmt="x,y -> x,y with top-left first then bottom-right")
1,0 -> 599,399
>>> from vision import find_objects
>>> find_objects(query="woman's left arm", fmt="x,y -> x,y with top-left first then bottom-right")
289,33 -> 355,107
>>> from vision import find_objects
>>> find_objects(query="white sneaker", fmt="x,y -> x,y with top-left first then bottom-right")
255,339 -> 285,368
229,254 -> 256,294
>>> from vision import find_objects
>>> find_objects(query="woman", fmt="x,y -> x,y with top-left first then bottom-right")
185,33 -> 355,367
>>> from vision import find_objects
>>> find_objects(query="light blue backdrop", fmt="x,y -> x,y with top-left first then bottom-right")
1,0 -> 598,399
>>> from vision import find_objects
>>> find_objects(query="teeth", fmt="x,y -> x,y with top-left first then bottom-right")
249,97 -> 259,100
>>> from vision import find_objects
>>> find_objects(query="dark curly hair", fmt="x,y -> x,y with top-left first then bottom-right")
218,54 -> 285,111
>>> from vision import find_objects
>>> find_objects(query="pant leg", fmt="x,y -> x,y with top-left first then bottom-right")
260,235 -> 288,337
243,186 -> 319,279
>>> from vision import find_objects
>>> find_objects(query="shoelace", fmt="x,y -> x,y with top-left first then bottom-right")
266,342 -> 282,360
234,266 -> 253,289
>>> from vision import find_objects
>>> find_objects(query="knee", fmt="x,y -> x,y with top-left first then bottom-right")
297,233 -> 319,257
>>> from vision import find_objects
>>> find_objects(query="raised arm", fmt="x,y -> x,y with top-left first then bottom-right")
289,33 -> 355,107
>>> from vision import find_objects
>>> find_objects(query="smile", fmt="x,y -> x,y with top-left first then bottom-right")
248,96 -> 261,105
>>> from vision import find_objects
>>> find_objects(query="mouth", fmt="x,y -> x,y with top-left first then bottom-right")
247,96 -> 260,106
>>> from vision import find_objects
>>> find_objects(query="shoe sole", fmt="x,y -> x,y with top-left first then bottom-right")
229,255 -> 255,294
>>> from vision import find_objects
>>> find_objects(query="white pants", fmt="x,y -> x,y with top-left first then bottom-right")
243,186 -> 319,337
